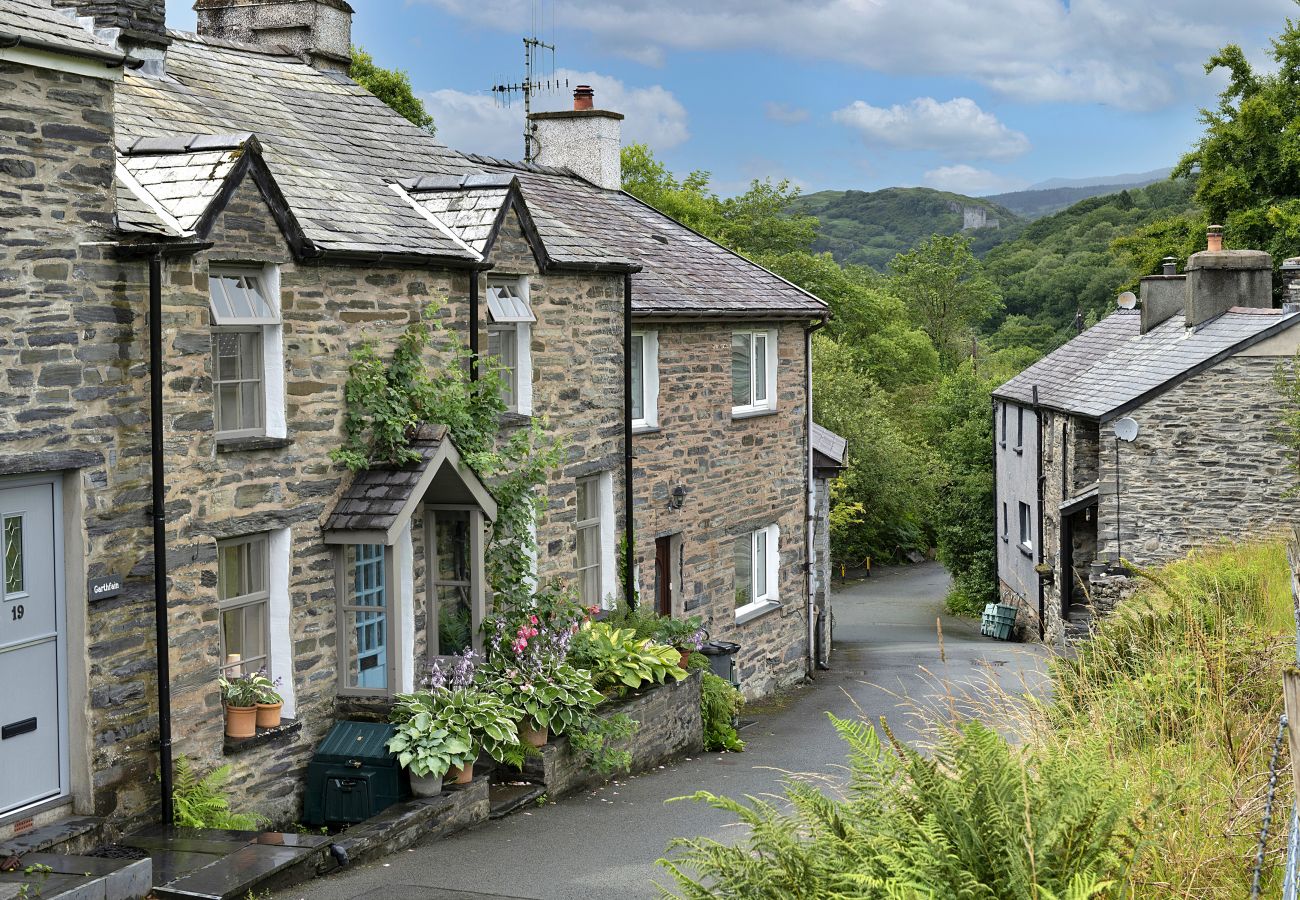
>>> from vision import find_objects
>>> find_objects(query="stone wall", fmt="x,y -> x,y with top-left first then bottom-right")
0,59 -> 167,836
523,670 -> 703,798
812,475 -> 832,664
631,321 -> 810,699
1095,354 -> 1297,569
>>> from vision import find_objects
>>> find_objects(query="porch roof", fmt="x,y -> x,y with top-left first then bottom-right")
323,424 -> 497,545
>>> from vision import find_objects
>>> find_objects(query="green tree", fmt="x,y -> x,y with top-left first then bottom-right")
887,235 -> 1003,368
1174,14 -> 1300,273
349,46 -> 436,135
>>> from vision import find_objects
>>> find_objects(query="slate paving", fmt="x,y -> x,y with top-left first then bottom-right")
279,562 -> 1048,900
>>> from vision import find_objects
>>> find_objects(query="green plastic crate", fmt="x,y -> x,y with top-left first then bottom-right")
980,603 -> 1018,640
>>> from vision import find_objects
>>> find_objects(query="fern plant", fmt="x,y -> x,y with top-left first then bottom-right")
659,715 -> 1135,899
172,756 -> 263,830
699,671 -> 744,752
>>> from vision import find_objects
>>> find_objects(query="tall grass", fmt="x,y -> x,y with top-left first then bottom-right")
1028,540 -> 1293,897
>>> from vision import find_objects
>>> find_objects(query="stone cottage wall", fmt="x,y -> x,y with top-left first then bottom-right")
1095,355 -> 1297,570
631,321 -> 810,699
0,59 -> 169,838
812,475 -> 832,663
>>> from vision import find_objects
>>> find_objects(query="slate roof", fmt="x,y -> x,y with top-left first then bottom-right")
0,0 -> 123,62
993,307 -> 1300,420
114,173 -> 181,236
812,423 -> 847,465
114,30 -> 826,316
117,135 -> 248,233
323,425 -> 450,535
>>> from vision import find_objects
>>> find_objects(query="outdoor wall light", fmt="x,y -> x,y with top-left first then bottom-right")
669,485 -> 687,510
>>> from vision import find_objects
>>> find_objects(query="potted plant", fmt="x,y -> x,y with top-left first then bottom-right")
387,691 -> 475,797
219,673 -> 260,739
250,671 -> 284,728
431,684 -> 524,781
485,660 -> 603,748
652,616 -> 706,669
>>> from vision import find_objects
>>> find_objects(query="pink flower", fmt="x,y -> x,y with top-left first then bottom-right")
530,615 -> 539,625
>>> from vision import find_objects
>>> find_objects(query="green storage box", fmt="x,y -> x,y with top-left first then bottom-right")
303,721 -> 408,826
980,603 -> 1018,641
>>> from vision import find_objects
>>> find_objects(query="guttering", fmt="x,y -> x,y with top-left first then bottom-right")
0,31 -> 128,66
805,319 -> 826,674
623,273 -> 636,609
116,239 -> 211,826
632,309 -> 827,322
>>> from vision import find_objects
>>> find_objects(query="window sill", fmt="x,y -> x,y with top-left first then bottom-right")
216,435 -> 293,453
1018,545 -> 1034,559
223,717 -> 301,755
632,424 -> 661,436
1000,536 -> 1009,544
1013,446 -> 1024,456
730,407 -> 778,421
498,412 -> 533,429
735,599 -> 781,625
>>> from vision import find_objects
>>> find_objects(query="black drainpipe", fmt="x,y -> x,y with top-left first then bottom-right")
1033,385 -> 1045,641
148,253 -> 174,825
623,272 -> 635,609
469,269 -> 480,382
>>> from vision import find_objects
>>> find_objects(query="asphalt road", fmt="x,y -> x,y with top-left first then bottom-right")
281,563 -> 1047,900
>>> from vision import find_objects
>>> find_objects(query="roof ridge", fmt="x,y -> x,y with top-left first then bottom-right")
117,131 -> 257,156
461,152 -> 576,179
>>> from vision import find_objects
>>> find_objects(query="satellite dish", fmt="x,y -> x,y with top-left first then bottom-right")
1113,417 -> 1139,442
1117,291 -> 1138,310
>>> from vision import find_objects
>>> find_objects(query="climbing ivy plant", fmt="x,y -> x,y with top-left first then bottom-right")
332,302 -> 564,620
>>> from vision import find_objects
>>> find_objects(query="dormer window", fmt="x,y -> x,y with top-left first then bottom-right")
208,266 -> 286,441
486,279 -> 535,415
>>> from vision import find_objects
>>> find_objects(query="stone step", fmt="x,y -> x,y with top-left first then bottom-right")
0,851 -> 151,900
123,827 -> 330,900
0,817 -> 105,858
487,781 -> 546,820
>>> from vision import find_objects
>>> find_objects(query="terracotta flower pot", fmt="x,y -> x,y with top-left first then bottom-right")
520,722 -> 549,748
446,761 -> 474,784
255,702 -> 282,729
409,771 -> 443,798
678,650 -> 692,670
225,704 -> 257,739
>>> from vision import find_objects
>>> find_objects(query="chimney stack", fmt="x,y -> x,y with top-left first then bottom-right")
1139,256 -> 1185,334
194,0 -> 354,72
1183,226 -> 1272,328
529,86 -> 624,191
1283,256 -> 1300,308
51,0 -> 170,58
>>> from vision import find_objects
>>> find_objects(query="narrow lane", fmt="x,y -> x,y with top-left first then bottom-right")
281,563 -> 1047,900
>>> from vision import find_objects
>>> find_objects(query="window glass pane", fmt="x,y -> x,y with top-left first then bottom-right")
436,584 -> 473,656
216,333 -> 243,380
208,273 -> 274,323
631,335 -> 644,421
346,545 -> 387,690
3,515 -> 23,596
731,333 -> 752,407
435,511 -> 471,583
754,531 -> 768,598
576,523 -> 599,570
734,536 -> 753,608
576,478 -> 598,522
239,380 -> 262,430
579,564 -> 601,608
753,334 -> 768,403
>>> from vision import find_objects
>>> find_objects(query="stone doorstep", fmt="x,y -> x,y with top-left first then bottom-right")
0,817 -> 105,858
0,852 -> 152,900
487,781 -> 547,820
122,828 -> 331,900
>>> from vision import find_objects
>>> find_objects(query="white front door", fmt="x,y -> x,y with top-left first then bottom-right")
0,479 -> 66,816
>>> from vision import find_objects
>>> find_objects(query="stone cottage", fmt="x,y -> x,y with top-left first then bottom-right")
993,230 -> 1300,643
0,0 -> 829,837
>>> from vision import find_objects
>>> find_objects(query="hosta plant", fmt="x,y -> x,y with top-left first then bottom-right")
432,684 -> 525,766
485,659 -> 603,736
568,622 -> 686,695
386,693 -> 475,778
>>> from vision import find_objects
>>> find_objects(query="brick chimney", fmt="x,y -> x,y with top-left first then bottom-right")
194,0 -> 353,72
529,86 -> 624,191
1183,226 -> 1272,328
1139,256 -> 1185,334
1282,256 -> 1300,309
50,0 -> 170,57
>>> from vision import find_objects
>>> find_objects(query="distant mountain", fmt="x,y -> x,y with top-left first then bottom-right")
790,187 -> 1022,270
985,168 -> 1173,220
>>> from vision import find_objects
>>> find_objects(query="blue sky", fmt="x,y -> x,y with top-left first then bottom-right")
165,0 -> 1295,197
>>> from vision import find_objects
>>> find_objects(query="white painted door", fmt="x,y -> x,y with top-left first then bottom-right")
0,481 -> 65,815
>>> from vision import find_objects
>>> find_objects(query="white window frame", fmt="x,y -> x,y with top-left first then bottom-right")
735,524 -> 780,619
209,264 -> 285,440
631,330 -> 660,431
731,329 -> 778,416
574,472 -> 616,610
217,533 -> 271,680
486,278 -> 534,416
1018,501 -> 1033,553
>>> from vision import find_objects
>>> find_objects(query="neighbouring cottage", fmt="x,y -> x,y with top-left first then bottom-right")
0,0 -> 829,839
993,227 -> 1300,643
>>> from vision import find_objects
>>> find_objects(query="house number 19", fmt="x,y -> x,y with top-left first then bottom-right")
10,604 -> 23,621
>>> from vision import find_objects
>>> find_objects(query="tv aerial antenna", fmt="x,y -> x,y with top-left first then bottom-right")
489,0 -> 568,163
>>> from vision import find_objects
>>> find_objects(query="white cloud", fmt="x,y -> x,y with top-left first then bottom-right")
923,164 -> 1029,195
425,68 -> 689,159
765,102 -> 810,125
417,0 -> 1295,110
833,97 -> 1029,159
